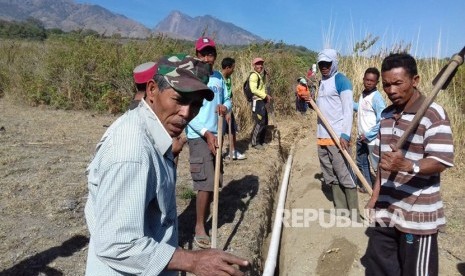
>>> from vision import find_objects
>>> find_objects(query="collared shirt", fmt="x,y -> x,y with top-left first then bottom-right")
373,92 -> 454,235
85,99 -> 178,275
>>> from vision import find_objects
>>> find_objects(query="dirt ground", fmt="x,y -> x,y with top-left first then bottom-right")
279,116 -> 465,275
1,97 -> 464,275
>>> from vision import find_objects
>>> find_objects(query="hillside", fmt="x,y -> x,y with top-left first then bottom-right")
154,11 -> 265,45
0,0 -> 151,38
0,0 -> 265,45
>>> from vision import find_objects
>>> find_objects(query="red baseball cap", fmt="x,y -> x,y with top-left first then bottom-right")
133,62 -> 157,84
252,57 -> 264,65
195,37 -> 216,51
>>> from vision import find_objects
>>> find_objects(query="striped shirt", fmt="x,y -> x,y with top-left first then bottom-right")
373,92 -> 454,235
85,100 -> 178,275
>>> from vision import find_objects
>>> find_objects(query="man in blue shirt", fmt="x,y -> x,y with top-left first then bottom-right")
85,54 -> 248,275
185,37 -> 232,249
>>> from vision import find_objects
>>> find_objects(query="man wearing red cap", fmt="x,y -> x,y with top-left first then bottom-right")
131,61 -> 187,161
185,36 -> 232,249
249,57 -> 272,149
130,61 -> 157,110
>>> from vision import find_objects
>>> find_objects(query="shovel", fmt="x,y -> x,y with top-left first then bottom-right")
228,115 -> 234,160
211,114 -> 223,249
263,69 -> 279,140
307,98 -> 374,195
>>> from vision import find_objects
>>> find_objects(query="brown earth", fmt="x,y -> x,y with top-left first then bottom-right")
0,97 -> 464,275
279,117 -> 465,275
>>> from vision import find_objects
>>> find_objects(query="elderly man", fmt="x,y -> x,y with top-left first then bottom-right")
128,61 -> 157,110
85,54 -> 248,276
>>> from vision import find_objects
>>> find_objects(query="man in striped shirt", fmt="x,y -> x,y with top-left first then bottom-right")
364,53 -> 454,276
85,55 -> 248,275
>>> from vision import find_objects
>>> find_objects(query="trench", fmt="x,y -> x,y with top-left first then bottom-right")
256,120 -> 362,276
247,124 -> 300,275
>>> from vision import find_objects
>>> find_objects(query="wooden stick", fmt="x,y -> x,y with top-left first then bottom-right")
228,115 -> 233,160
307,98 -> 373,195
211,114 -> 223,249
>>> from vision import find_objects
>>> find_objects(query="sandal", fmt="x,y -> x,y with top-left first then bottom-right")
194,235 -> 211,249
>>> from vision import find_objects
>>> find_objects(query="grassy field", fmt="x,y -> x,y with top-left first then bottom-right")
2,35 -> 463,158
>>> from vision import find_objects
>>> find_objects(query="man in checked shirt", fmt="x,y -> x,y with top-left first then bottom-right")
84,54 -> 248,276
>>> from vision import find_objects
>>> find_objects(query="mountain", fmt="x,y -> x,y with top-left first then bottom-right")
154,11 -> 265,45
0,0 -> 265,44
0,0 -> 151,38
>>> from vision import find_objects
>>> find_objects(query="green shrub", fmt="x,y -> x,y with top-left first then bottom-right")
180,187 -> 196,200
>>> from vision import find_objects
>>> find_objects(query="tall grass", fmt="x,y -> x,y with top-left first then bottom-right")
0,35 -> 190,112
339,50 -> 465,166
0,35 -> 463,165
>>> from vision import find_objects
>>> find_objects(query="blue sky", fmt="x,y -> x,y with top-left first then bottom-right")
76,0 -> 464,58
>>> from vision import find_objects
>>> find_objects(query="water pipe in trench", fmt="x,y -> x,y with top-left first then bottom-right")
262,146 -> 295,276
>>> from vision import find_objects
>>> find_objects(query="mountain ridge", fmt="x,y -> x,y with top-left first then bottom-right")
0,0 -> 264,45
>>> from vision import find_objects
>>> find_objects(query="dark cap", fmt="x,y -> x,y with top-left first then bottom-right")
157,54 -> 214,101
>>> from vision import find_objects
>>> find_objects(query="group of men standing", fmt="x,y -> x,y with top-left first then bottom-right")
82,33 -> 453,275
309,49 -> 453,275
83,36 -> 275,275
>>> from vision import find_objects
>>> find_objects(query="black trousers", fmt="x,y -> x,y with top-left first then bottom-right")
363,226 -> 438,276
251,99 -> 268,146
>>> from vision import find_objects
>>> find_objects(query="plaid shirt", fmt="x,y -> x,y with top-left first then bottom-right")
85,100 -> 178,275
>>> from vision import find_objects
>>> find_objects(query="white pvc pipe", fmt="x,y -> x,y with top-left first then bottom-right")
262,146 -> 295,276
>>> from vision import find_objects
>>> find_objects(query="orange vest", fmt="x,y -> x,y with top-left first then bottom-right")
296,84 -> 309,100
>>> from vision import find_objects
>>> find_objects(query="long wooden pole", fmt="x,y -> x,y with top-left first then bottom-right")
307,98 -> 373,195
211,114 -> 223,249
228,116 -> 233,160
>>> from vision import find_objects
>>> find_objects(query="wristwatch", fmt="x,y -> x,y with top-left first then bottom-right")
412,161 -> 420,174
